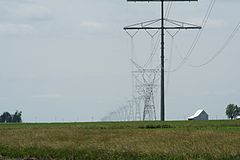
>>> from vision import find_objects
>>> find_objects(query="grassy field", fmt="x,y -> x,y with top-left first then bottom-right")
0,120 -> 240,160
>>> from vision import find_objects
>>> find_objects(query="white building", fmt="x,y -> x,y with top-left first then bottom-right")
188,109 -> 208,120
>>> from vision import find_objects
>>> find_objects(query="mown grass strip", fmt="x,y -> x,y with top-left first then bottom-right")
0,120 -> 240,130
0,145 -> 240,160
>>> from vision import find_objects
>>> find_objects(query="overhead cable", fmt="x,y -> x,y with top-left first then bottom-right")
188,21 -> 240,67
168,0 -> 216,72
144,30 -> 161,67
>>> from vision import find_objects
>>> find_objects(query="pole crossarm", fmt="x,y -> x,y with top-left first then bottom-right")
125,26 -> 201,30
132,69 -> 160,73
127,0 -> 197,1
124,19 -> 201,30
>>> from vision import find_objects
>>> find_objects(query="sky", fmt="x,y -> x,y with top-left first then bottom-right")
0,0 -> 239,122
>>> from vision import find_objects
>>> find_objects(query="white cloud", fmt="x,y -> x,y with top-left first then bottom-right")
32,94 -> 63,100
80,21 -> 105,30
190,18 -> 226,29
206,19 -> 226,29
195,89 -> 239,97
0,1 -> 53,22
13,3 -> 53,21
0,23 -> 34,35
0,1 -> 53,36
0,97 -> 9,101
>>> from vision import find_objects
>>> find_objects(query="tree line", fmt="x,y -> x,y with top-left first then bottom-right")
0,111 -> 22,123
226,104 -> 240,120
0,105 -> 238,123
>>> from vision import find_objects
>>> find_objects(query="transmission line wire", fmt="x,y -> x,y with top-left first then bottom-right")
144,31 -> 161,67
165,2 -> 173,20
144,1 -> 173,68
187,21 -> 240,67
166,36 -> 174,95
168,0 -> 216,72
125,30 -> 139,101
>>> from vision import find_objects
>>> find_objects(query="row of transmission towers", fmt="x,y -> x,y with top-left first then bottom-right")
102,0 -> 201,122
101,98 -> 141,121
102,29 -> 161,121
130,43 -> 160,121
101,95 -> 157,121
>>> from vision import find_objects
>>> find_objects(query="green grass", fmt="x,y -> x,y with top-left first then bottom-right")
0,120 -> 240,160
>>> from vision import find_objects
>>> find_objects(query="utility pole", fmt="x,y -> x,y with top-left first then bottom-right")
124,0 -> 201,121
160,0 -> 165,121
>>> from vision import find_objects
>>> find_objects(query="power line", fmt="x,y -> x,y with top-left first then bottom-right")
166,36 -> 174,95
165,30 -> 180,95
188,21 -> 240,67
165,2 -> 173,20
144,31 -> 161,67
168,0 -> 216,72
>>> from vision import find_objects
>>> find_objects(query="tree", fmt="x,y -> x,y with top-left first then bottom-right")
0,116 -> 3,123
1,112 -> 12,123
0,111 -> 22,123
12,111 -> 22,123
226,104 -> 240,120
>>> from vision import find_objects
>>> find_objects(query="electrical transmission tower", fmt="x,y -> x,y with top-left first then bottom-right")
133,96 -> 142,120
124,0 -> 201,121
131,60 -> 160,120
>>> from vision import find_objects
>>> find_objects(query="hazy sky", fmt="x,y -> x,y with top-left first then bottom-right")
0,0 -> 239,122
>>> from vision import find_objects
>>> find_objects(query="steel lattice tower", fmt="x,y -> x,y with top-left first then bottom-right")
131,60 -> 160,120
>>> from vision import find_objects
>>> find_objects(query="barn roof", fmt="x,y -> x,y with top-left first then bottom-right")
188,109 -> 206,119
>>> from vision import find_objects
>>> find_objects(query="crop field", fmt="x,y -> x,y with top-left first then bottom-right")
0,120 -> 240,160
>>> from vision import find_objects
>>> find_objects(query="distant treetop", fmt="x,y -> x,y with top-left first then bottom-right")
0,111 -> 22,123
